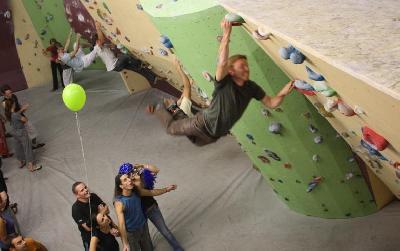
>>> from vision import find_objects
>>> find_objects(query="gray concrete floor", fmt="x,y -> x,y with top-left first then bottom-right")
2,70 -> 399,251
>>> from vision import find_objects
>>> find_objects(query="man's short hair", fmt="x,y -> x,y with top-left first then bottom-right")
0,85 -> 11,94
72,181 -> 84,194
228,54 -> 247,68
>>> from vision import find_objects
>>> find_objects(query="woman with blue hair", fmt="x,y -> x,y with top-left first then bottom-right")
118,163 -> 184,251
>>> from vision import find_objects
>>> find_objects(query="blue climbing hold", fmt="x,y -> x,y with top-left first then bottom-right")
290,49 -> 305,64
279,45 -> 296,60
294,80 -> 315,91
15,38 -> 22,45
306,66 -> 325,81
360,140 -> 388,161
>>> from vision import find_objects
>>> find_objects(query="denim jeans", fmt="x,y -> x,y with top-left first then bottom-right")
127,223 -> 153,251
146,205 -> 184,251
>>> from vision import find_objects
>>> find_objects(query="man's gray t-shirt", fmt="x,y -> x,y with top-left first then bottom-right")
60,53 -> 84,72
203,75 -> 266,137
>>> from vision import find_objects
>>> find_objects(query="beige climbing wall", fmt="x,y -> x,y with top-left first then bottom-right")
10,0 -> 52,88
241,20 -> 399,203
78,0 -> 205,103
120,71 -> 151,94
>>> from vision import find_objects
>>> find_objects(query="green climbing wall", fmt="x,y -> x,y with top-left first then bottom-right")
141,3 -> 378,218
21,0 -> 104,70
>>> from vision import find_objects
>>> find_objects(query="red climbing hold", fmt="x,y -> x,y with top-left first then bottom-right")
362,127 -> 388,151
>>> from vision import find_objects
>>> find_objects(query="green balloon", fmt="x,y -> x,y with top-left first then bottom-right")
62,83 -> 86,112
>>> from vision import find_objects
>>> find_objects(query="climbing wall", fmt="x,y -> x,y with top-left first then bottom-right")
141,1 -> 380,218
76,0 -> 207,105
9,0 -> 51,88
218,1 -> 400,202
21,0 -> 104,70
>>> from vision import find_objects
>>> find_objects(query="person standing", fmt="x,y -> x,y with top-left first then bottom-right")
42,38 -> 64,91
4,100 -> 41,172
71,182 -> 113,251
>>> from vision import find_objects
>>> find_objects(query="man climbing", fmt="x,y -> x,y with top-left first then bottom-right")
147,56 -> 196,119
58,31 -> 100,73
149,19 -> 294,146
93,21 -> 143,73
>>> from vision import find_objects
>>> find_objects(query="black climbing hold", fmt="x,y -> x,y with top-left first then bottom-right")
269,178 -> 275,182
295,180 -> 301,184
360,200 -> 365,204
284,197 -> 289,201
308,124 -> 318,133
278,179 -> 283,183
273,189 -> 278,194
263,149 -> 281,161
321,203 -> 326,207
275,107 -> 283,112
345,213 -> 352,217
324,209 -> 329,212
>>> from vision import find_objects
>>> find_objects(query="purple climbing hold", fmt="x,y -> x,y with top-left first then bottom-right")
290,49 -> 305,64
15,38 -> 22,45
159,48 -> 168,56
360,140 -> 387,161
306,176 -> 322,192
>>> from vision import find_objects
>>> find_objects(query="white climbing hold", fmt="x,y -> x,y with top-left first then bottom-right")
314,136 -> 323,144
77,13 -> 85,22
312,154 -> 320,162
324,97 -> 338,112
354,105 -> 365,115
345,172 -> 354,180
252,29 -> 270,40
268,122 -> 282,134
261,108 -> 271,117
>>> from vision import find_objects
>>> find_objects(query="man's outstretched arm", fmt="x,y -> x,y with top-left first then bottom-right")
174,57 -> 191,99
215,20 -> 232,82
262,81 -> 294,108
95,21 -> 105,46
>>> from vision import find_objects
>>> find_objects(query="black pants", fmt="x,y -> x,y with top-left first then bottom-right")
50,61 -> 64,90
113,54 -> 142,72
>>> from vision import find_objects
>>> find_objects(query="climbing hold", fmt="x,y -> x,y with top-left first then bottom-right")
246,133 -> 255,143
103,2 -> 112,14
156,4 -> 163,9
202,71 -> 213,82
257,155 -> 270,164
279,45 -> 295,60
252,29 -> 270,40
306,176 -> 323,192
345,172 -> 354,180
314,136 -> 323,144
261,108 -> 271,117
40,29 -> 47,36
294,80 -> 315,91
224,13 -> 245,25
160,35 -> 174,49
324,97 -> 338,112
274,107 -> 283,112
158,48 -> 168,57
24,34 -> 30,40
314,102 -> 334,117
360,140 -> 387,160
312,154 -> 320,162
354,105 -> 365,115
3,10 -> 11,20
348,157 -> 355,163
308,124 -> 318,134
290,49 -> 305,64
337,100 -> 355,116
136,4 -> 143,10
124,36 -> 130,42
302,112 -> 311,119
116,28 -> 121,35
268,122 -> 282,134
15,38 -> 22,45
264,149 -> 281,161
320,89 -> 336,97
306,66 -> 325,81
341,132 -> 350,138
216,35 -> 223,42
362,127 -> 388,151
283,163 -> 291,169
36,68 -> 40,71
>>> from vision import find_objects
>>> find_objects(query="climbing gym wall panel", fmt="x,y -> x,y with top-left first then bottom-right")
141,2 -> 379,218
0,0 -> 27,91
10,0 -> 51,88
77,0 -> 206,104
21,0 -> 104,70
218,0 -> 400,202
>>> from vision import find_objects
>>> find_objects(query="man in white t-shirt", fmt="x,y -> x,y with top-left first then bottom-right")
94,21 -> 142,73
58,33 -> 100,73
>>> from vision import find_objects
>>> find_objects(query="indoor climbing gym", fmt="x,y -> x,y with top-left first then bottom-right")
0,0 -> 399,250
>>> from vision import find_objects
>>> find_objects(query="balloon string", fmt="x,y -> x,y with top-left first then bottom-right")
75,112 -> 93,239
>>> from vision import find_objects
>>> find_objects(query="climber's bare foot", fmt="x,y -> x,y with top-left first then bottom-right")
146,105 -> 155,114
